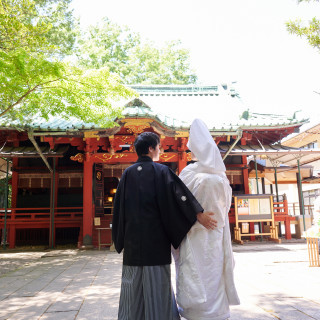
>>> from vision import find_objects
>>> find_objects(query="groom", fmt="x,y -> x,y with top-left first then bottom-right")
112,132 -> 217,320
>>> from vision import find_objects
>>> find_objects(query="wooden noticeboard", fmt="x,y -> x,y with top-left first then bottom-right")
234,194 -> 281,244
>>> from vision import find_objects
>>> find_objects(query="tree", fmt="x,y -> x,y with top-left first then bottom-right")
77,18 -> 197,85
20,0 -> 79,57
0,0 -> 135,127
286,0 -> 320,50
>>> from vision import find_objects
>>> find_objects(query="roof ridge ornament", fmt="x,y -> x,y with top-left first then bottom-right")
287,110 -> 302,121
240,109 -> 250,120
124,98 -> 151,109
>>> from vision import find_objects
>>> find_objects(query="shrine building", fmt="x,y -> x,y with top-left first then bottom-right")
0,85 -> 310,248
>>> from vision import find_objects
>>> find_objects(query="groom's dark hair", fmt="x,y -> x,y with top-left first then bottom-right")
134,132 -> 160,156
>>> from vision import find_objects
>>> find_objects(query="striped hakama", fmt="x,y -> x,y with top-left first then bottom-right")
118,265 -> 180,320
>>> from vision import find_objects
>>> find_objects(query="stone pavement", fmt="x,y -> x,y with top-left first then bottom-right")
0,240 -> 319,320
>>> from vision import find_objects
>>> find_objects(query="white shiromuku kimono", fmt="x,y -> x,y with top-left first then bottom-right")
173,119 -> 240,320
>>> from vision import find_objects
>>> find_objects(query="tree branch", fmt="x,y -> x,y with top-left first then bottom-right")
41,85 -> 92,106
0,78 -> 63,118
61,77 -> 104,90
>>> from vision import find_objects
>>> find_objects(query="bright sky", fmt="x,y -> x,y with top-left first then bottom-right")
71,0 -> 320,122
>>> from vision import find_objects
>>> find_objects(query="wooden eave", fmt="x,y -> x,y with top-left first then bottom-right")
0,145 -> 69,158
242,124 -> 303,145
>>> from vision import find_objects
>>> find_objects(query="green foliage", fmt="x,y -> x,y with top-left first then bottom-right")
0,0 -> 136,127
77,18 -> 197,85
31,0 -> 79,57
0,50 -> 135,125
78,18 -> 140,79
0,0 -> 77,56
0,0 -> 49,52
286,0 -> 320,50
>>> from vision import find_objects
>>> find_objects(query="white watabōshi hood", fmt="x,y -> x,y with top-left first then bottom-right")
187,118 -> 226,173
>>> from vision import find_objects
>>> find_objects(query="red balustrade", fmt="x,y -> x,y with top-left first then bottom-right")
0,207 -> 83,223
0,207 -> 83,248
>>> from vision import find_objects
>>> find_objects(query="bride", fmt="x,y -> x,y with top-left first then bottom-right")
172,118 -> 240,320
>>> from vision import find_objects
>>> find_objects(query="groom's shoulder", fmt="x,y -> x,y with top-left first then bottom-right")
153,162 -> 170,172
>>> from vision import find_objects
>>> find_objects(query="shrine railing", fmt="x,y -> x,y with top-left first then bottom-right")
287,203 -> 314,216
0,207 -> 83,225
273,200 -> 288,215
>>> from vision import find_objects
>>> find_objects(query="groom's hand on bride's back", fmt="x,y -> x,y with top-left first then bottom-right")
196,212 -> 217,230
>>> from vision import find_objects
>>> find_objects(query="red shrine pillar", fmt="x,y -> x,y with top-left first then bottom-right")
9,157 -> 18,248
49,159 -> 59,248
178,138 -> 188,174
241,138 -> 250,194
178,153 -> 187,174
82,152 -> 94,247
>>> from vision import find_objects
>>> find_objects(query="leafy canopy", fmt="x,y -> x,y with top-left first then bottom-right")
286,0 -> 320,50
0,0 -> 136,127
77,18 -> 197,85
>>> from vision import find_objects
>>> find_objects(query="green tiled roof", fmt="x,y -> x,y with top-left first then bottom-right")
127,85 -> 307,130
130,84 -> 238,97
0,85 -> 308,133
122,98 -> 188,129
2,114 -> 97,131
